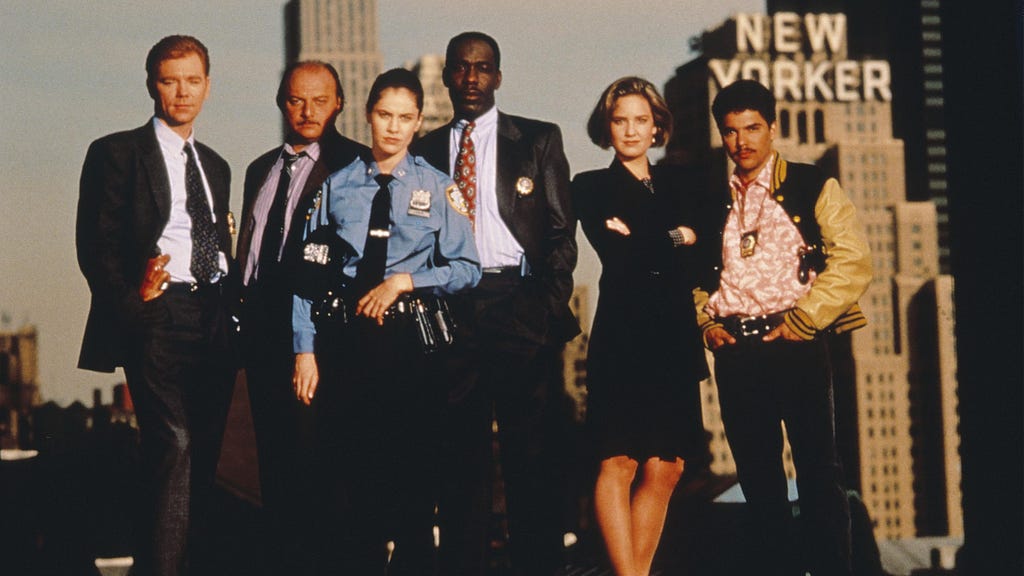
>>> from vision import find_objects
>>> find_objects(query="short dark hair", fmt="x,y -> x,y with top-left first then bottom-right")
445,31 -> 501,71
586,76 -> 673,149
276,61 -> 344,112
711,79 -> 776,131
146,35 -> 209,88
365,68 -> 423,114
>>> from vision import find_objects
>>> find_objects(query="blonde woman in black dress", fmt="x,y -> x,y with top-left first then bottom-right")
572,77 -> 708,576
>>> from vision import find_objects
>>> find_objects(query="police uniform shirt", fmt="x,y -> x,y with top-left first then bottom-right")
292,153 -> 481,353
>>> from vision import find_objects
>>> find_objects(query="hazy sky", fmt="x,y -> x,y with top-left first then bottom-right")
0,0 -> 760,405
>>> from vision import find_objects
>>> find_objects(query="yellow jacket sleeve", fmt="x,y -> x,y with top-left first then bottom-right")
783,178 -> 873,339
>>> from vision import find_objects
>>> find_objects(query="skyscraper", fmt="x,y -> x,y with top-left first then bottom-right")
284,0 -> 382,145
768,0 -> 952,273
404,54 -> 453,136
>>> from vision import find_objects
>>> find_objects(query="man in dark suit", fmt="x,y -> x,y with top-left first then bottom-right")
413,31 -> 579,576
76,35 -> 236,576
235,60 -> 366,575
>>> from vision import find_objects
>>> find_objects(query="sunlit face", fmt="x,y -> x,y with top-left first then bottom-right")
444,38 -> 501,120
283,66 -> 342,150
609,94 -> 656,164
719,109 -> 776,182
367,87 -> 422,162
149,53 -> 210,138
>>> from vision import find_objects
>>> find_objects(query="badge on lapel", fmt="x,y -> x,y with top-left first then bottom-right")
227,211 -> 237,235
516,176 -> 534,197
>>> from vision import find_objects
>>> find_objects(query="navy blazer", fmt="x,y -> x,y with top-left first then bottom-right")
76,122 -> 232,372
413,112 -> 580,344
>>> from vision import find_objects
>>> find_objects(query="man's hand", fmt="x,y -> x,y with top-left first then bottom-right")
139,254 -> 171,302
356,273 -> 413,325
293,353 -> 319,405
763,322 -> 803,343
605,217 -> 631,236
705,325 -> 736,350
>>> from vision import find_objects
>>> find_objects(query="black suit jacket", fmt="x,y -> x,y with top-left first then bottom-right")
413,112 -> 580,344
76,122 -> 232,372
235,127 -> 367,292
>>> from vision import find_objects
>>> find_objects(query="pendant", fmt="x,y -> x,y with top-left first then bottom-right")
740,230 -> 758,258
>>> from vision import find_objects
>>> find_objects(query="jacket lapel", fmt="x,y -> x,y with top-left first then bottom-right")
138,123 -> 172,226
496,113 -> 522,226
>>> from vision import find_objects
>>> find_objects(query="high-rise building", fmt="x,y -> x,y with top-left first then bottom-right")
0,325 -> 41,449
405,54 -> 453,136
768,0 -> 952,273
284,0 -> 382,145
663,10 -> 960,540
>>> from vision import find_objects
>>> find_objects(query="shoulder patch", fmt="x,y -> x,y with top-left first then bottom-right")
446,184 -> 469,216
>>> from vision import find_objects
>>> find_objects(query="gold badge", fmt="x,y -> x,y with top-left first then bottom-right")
446,184 -> 469,216
409,189 -> 431,218
227,211 -> 237,235
516,176 -> 534,197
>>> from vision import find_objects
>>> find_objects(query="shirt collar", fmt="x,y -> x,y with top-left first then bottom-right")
458,105 -> 498,133
283,141 -> 320,163
363,151 -> 415,182
730,152 -> 776,197
152,116 -> 195,151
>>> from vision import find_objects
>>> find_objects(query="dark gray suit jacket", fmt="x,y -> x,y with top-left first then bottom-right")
235,127 -> 367,288
76,122 -> 232,372
413,112 -> 579,345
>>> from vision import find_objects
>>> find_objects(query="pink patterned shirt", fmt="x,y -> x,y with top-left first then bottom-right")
705,155 -> 815,318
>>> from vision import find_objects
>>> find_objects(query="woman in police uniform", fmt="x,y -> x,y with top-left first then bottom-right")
292,68 -> 480,576
572,77 -> 708,576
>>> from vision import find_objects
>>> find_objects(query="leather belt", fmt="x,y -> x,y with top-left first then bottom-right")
165,280 -> 223,296
481,266 -> 521,276
718,310 -> 790,338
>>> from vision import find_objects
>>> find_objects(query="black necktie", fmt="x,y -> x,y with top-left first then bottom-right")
183,143 -> 220,283
257,152 -> 300,280
355,174 -> 394,295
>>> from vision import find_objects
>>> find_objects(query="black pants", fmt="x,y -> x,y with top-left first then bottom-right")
122,286 -> 236,576
242,282 -> 318,575
713,337 -> 852,576
315,315 -> 444,576
438,274 -> 568,576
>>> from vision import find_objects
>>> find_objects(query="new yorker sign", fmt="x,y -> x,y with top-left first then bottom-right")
709,13 -> 892,102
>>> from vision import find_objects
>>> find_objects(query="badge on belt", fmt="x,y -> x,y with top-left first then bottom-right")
408,189 -> 431,217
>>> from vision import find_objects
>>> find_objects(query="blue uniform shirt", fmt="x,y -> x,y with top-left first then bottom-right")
293,153 -> 481,353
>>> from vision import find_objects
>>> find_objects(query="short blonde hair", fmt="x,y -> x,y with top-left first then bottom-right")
586,76 -> 673,149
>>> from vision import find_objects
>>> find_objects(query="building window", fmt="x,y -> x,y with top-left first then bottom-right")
780,109 -> 791,139
797,111 -> 808,144
814,109 -> 825,143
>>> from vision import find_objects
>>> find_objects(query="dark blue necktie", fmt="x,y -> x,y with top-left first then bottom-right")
355,173 -> 394,295
183,143 -> 220,283
257,152 -> 300,280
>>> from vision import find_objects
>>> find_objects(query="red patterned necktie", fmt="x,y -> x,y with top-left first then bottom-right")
455,121 -> 477,229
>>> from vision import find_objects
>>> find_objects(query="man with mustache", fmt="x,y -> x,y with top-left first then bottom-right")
695,79 -> 872,576
235,60 -> 367,575
414,31 -> 579,576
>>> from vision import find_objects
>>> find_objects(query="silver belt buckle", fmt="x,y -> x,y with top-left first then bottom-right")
738,314 -> 768,337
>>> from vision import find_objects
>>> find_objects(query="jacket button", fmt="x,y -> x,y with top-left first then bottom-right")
776,195 -> 784,202
793,215 -> 802,223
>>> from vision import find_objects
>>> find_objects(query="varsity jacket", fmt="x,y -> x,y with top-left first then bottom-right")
694,154 -> 872,341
